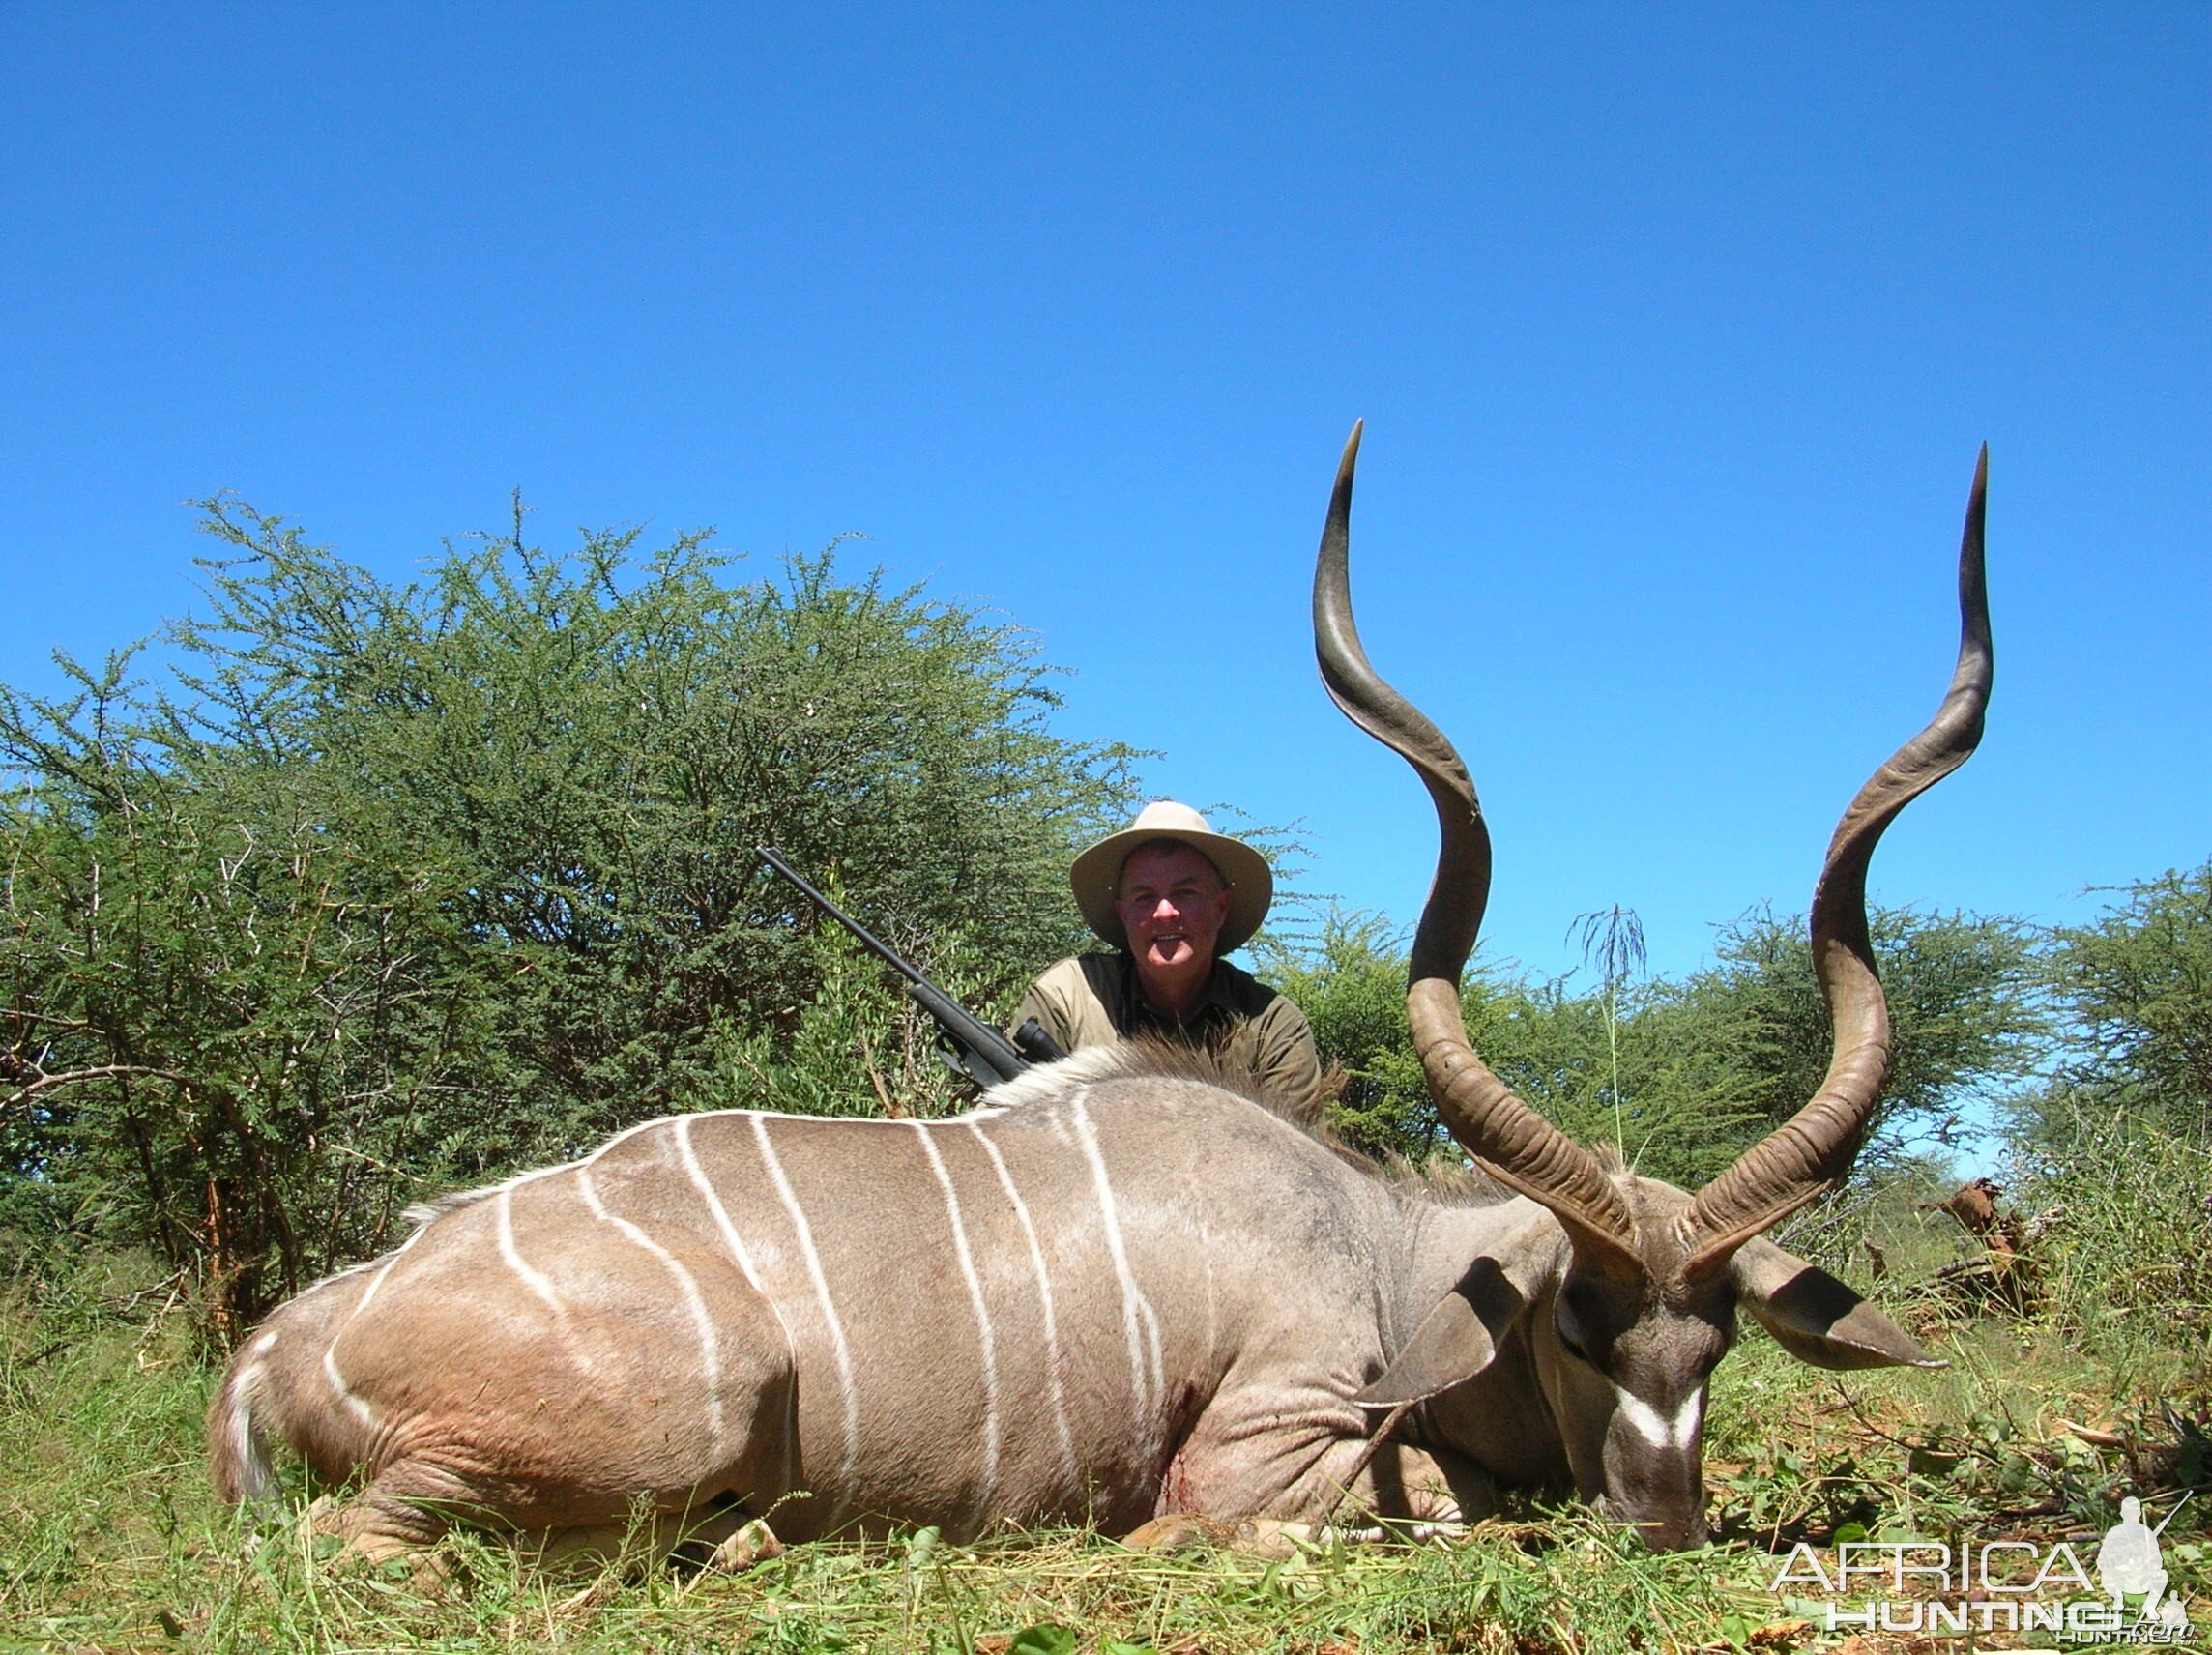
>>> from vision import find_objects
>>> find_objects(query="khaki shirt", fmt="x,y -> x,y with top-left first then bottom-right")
1013,953 -> 1325,1128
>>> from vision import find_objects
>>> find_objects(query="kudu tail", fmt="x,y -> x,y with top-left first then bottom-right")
207,1350 -> 277,1506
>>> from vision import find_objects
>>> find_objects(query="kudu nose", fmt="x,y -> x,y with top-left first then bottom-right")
1595,1495 -> 1709,1553
1631,1509 -> 1709,1552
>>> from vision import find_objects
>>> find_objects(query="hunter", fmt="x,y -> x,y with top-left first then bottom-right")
1014,801 -> 1325,1124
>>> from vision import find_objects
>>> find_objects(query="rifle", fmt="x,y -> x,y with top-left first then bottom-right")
757,846 -> 1066,1089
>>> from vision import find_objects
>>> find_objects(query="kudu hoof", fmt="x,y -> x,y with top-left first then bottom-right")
1123,1514 -> 1315,1560
701,1517 -> 784,1574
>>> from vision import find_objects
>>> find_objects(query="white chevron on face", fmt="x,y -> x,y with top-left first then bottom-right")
1612,1385 -> 1703,1453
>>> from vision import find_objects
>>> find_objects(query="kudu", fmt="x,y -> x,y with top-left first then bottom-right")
208,433 -> 1989,1561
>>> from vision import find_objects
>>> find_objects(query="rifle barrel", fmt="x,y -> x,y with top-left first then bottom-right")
756,845 -> 1036,1087
756,846 -> 927,981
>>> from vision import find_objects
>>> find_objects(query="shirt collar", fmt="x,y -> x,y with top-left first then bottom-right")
1116,951 -> 1237,1031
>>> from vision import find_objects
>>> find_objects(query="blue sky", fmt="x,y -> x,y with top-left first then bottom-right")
2,4 -> 2204,985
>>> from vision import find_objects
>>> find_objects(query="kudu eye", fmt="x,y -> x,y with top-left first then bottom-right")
1554,1310 -> 1593,1366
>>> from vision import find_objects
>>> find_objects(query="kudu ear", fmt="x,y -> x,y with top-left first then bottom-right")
1732,1236 -> 1944,1371
1355,1253 -> 1533,1408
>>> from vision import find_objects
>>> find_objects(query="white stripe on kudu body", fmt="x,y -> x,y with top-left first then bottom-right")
318,1215 -> 440,1430
674,1116 -> 774,1304
577,1163 -> 727,1453
750,1111 -> 860,1519
675,1113 -> 800,1491
321,1346 -> 374,1429
497,1184 -> 566,1318
967,1119 -> 1079,1486
912,1119 -> 1002,1519
1070,1090 -> 1164,1427
347,1241 -> 406,1320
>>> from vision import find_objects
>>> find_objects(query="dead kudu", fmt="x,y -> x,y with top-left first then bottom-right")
208,435 -> 1989,1563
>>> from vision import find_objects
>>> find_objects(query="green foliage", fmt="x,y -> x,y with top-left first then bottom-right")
2010,1093 -> 2212,1344
697,921 -> 980,1122
0,657 -> 475,1333
1252,912 -> 1440,1162
1615,905 -> 2045,1185
1263,903 -> 2043,1184
2042,861 -> 2212,1136
0,499 -> 1140,1334
1568,904 -> 1647,1151
2001,862 -> 2212,1346
1466,973 -> 1654,1159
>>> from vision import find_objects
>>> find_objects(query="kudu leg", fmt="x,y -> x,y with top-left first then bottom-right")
298,1263 -> 800,1582
1350,1439 -> 1499,1527
307,1478 -> 454,1581
525,1506 -> 780,1575
1129,1411 -> 1488,1555
311,1481 -> 786,1583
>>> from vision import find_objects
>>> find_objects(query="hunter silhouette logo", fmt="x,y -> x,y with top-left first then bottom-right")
2096,1496 -> 2192,1635
1771,1493 -> 2195,1642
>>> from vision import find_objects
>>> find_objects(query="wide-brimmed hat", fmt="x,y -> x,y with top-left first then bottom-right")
1070,800 -> 1273,953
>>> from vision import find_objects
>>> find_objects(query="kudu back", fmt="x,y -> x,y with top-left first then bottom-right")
208,436 -> 1987,1559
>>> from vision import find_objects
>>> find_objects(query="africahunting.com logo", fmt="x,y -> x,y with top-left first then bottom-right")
1770,1495 -> 2197,1642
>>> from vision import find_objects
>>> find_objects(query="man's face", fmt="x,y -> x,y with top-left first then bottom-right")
1115,843 -> 1234,977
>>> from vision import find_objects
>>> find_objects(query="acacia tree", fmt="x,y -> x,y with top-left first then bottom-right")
1253,912 -> 1433,1161
2004,866 -> 2212,1331
0,500 -> 1140,1337
1264,904 -> 2043,1182
2039,862 -> 2212,1137
0,665 -> 468,1338
1619,905 -> 2046,1185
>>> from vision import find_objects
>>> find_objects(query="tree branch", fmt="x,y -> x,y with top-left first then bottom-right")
1,1063 -> 193,1115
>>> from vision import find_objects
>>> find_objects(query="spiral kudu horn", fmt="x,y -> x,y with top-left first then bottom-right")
1676,449 -> 1993,1281
1312,422 -> 1641,1271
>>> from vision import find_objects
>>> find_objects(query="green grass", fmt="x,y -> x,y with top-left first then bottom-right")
4,1221 -> 2206,1655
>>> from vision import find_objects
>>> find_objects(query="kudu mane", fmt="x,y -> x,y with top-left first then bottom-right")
998,1037 -> 1520,1208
